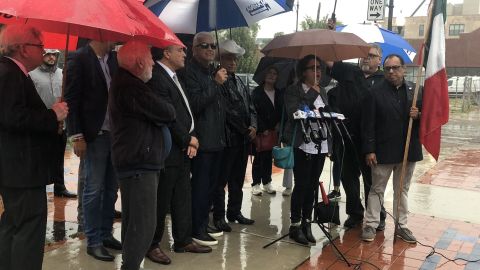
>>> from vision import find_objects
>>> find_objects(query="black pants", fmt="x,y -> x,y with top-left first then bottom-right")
213,145 -> 248,220
119,172 -> 159,270
191,150 -> 223,237
53,132 -> 67,192
0,187 -> 47,270
291,148 -> 326,223
151,156 -> 192,249
252,150 -> 273,186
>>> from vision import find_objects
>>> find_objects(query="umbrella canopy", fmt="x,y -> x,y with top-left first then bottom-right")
145,0 -> 294,34
0,0 -> 183,48
253,57 -> 296,89
253,56 -> 332,89
336,24 -> 417,64
261,29 -> 370,61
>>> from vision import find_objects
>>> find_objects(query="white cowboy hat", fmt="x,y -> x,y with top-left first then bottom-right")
219,39 -> 245,57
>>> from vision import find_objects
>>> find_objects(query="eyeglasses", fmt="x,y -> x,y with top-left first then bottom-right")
306,65 -> 321,71
23,43 -> 45,49
384,65 -> 403,72
195,43 -> 217,50
366,53 -> 380,59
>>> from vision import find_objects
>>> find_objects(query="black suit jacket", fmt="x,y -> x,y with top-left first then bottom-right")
147,62 -> 194,167
0,57 -> 58,188
64,45 -> 118,142
362,80 -> 423,164
251,86 -> 283,133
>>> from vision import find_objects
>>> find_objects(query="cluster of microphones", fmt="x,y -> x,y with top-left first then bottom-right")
293,105 -> 347,145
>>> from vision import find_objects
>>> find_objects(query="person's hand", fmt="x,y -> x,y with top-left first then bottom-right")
187,145 -> 197,158
410,107 -> 420,119
73,138 -> 87,158
214,67 -> 228,85
327,18 -> 336,30
189,136 -> 199,149
248,127 -> 256,140
52,102 -> 69,121
262,130 -> 270,136
366,153 -> 377,167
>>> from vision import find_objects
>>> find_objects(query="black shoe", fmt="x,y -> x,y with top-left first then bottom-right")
377,218 -> 386,231
344,216 -> 363,228
207,224 -> 224,237
114,210 -> 122,219
327,190 -> 341,201
87,246 -> 114,261
103,236 -> 122,250
192,233 -> 218,246
227,214 -> 254,225
302,222 -> 316,243
289,226 -> 309,245
54,189 -> 77,198
214,219 -> 232,232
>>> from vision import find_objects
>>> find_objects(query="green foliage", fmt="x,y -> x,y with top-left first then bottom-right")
217,24 -> 260,74
300,15 -> 342,30
274,32 -> 284,37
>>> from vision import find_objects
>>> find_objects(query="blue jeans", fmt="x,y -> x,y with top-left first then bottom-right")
83,132 -> 118,247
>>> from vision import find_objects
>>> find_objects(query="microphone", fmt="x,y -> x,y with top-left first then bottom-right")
293,108 -> 311,143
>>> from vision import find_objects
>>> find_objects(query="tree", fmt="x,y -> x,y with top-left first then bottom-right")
274,32 -> 284,37
300,15 -> 342,30
217,23 -> 260,74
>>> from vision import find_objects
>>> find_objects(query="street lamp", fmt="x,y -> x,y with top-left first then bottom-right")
396,11 -> 405,35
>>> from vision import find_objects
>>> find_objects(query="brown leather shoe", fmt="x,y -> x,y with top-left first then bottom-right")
174,242 -> 212,253
146,247 -> 171,265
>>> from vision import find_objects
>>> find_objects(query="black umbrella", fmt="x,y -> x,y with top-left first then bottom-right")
253,57 -> 296,90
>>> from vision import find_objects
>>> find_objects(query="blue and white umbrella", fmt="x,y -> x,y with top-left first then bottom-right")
145,0 -> 293,34
336,23 -> 417,64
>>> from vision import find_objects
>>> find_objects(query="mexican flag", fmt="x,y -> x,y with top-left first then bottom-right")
420,0 -> 449,161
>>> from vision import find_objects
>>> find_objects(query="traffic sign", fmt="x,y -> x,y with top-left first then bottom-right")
367,0 -> 385,21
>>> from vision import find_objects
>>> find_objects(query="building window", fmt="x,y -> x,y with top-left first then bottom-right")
449,24 -> 465,36
419,24 -> 424,37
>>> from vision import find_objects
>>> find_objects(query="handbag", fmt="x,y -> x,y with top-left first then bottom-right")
254,130 -> 278,152
272,107 -> 296,169
314,181 -> 340,225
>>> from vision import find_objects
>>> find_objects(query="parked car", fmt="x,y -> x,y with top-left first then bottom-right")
236,73 -> 259,92
448,76 -> 480,97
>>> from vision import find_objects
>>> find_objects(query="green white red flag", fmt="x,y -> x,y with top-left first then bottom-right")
420,0 -> 449,161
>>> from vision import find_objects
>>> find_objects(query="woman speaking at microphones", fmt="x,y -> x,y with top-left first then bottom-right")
283,55 -> 331,245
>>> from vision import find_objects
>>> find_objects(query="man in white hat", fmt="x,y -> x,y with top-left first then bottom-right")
30,49 -> 77,198
212,39 -> 257,232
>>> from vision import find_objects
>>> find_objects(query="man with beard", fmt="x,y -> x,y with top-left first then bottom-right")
109,40 -> 176,270
326,44 -> 386,231
361,54 -> 422,243
30,49 -> 77,198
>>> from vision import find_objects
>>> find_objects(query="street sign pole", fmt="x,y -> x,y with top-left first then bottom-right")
388,0 -> 394,30
367,0 -> 386,22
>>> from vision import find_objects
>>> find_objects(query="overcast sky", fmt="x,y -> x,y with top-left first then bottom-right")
257,0 -> 463,38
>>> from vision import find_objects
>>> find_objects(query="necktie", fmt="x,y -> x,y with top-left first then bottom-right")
173,74 -> 194,133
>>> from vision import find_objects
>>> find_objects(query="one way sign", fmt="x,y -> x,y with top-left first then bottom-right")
367,0 -> 385,21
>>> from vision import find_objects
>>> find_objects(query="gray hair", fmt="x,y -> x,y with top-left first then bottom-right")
117,41 -> 151,72
369,43 -> 383,58
192,32 -> 213,46
0,25 -> 43,57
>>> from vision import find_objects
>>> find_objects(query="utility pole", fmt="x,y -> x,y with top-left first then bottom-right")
387,0 -> 394,30
316,2 -> 321,23
296,0 -> 300,32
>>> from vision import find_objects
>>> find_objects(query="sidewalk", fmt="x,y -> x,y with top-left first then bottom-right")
1,108 -> 479,270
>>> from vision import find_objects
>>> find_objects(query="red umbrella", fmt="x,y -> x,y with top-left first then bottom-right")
0,0 -> 183,48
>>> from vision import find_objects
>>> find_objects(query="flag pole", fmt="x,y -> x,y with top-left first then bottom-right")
393,0 -> 434,244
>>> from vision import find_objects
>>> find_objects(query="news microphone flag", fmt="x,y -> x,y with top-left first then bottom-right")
420,0 -> 449,161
